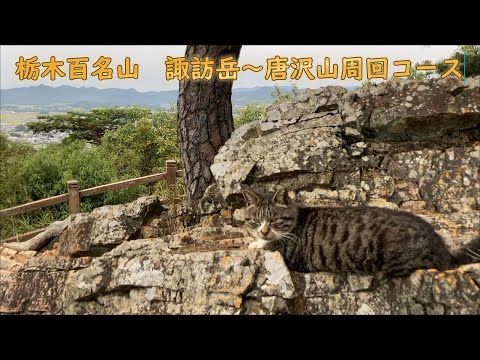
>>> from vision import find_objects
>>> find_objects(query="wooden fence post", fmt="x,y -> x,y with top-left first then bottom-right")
166,160 -> 177,192
67,180 -> 81,215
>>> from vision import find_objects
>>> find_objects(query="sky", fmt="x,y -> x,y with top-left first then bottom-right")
0,45 -> 458,91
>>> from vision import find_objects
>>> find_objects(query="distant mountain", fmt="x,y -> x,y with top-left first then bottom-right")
1,84 -> 358,110
1,85 -> 178,109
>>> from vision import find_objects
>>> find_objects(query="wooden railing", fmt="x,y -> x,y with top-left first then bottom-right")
1,160 -> 182,243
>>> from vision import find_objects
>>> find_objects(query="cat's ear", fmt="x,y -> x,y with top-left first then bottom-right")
272,187 -> 292,207
242,189 -> 260,206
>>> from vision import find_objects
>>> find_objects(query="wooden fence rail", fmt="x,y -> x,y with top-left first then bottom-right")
1,160 -> 182,242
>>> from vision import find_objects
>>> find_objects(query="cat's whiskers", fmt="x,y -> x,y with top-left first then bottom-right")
242,187 -> 478,276
279,233 -> 299,244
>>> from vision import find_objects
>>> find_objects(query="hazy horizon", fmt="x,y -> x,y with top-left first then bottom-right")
0,83 -> 358,92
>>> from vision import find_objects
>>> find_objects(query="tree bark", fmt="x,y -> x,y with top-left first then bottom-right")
177,45 -> 242,200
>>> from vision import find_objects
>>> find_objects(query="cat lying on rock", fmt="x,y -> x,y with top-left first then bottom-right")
242,188 -> 480,276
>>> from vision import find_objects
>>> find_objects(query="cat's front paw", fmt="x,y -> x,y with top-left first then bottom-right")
248,241 -> 262,249
248,239 -> 270,249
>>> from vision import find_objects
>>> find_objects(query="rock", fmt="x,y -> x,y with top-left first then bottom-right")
401,200 -> 427,212
0,270 -> 67,313
302,272 -> 346,296
356,303 -> 376,315
199,226 -> 223,239
0,247 -> 37,271
348,274 -> 374,291
1,235 -> 479,314
211,76 -> 480,247
261,296 -> 289,313
24,252 -> 92,271
57,196 -> 165,257
418,212 -> 480,252
367,77 -> 479,140
345,127 -> 361,136
139,225 -> 158,238
60,240 -> 294,314
63,242 -> 265,314
293,265 -> 480,315
261,251 -> 296,299
233,208 -> 246,225
197,184 -> 227,215
367,199 -> 399,210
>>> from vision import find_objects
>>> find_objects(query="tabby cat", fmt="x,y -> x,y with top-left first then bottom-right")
242,188 -> 480,276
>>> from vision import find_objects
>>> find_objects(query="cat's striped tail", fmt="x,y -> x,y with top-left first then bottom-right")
452,237 -> 480,265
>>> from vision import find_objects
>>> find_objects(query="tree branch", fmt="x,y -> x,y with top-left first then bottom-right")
3,219 -> 68,252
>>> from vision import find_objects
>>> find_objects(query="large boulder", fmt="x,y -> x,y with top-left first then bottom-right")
211,76 -> 480,248
57,196 -> 165,257
212,76 -> 479,204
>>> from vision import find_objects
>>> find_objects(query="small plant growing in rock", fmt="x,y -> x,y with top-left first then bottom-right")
361,80 -> 376,88
271,83 -> 300,104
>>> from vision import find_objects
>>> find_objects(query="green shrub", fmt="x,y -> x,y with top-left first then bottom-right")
271,83 -> 300,104
16,140 -> 146,213
0,132 -> 35,208
234,103 -> 267,128
101,109 -> 179,176
436,45 -> 480,78
19,141 -> 113,199
0,108 -> 183,240
0,208 -> 59,241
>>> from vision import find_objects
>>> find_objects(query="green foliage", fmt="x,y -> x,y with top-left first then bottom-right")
0,208 -> 60,241
101,119 -> 158,177
234,84 -> 299,128
153,177 -> 187,205
436,45 -> 480,78
150,109 -> 180,164
101,179 -> 150,209
234,103 -> 267,128
101,109 -> 179,176
0,133 -> 55,240
1,108 -> 182,240
291,83 -> 300,97
460,45 -> 480,58
408,60 -> 435,80
0,131 -> 8,151
27,107 -> 151,144
18,141 -> 120,209
361,80 -> 376,88
0,132 -> 35,208
271,83 -> 300,104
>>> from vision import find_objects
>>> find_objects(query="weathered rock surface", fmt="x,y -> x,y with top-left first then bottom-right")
212,76 -> 480,248
1,77 -> 479,315
1,238 -> 479,314
57,196 -> 165,257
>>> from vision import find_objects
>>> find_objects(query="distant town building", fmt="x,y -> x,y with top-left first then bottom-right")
1,124 -> 68,145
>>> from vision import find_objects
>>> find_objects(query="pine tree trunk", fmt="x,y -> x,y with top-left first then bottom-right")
177,45 -> 242,200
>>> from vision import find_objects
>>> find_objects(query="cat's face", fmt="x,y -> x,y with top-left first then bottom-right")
242,188 -> 298,242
